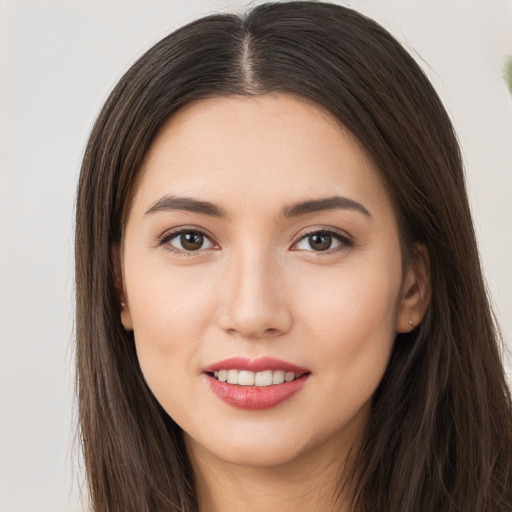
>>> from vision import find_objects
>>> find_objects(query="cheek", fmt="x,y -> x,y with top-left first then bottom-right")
124,259 -> 218,382
296,259 -> 402,372
289,263 -> 401,437
299,258 -> 400,327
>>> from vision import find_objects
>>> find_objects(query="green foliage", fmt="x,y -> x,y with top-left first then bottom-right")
505,56 -> 512,94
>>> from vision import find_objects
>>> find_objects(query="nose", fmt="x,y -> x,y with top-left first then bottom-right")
216,248 -> 293,339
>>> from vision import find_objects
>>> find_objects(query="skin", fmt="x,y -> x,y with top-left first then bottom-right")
118,94 -> 429,511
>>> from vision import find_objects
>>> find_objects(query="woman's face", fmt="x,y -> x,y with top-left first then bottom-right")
119,94 -> 419,469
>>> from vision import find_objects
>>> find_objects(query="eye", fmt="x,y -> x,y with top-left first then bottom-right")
161,229 -> 215,253
294,230 -> 352,253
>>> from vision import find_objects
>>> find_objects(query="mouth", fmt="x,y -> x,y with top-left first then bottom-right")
203,357 -> 311,410
208,369 -> 306,386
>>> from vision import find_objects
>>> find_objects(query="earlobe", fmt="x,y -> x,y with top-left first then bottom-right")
112,244 -> 133,331
396,244 -> 431,333
120,302 -> 133,332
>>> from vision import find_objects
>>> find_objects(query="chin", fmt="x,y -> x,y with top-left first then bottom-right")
206,445 -> 305,469
185,415 -> 360,473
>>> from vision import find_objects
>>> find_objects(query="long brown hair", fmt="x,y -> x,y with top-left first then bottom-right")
75,2 -> 512,511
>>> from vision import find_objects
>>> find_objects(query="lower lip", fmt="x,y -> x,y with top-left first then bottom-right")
205,374 -> 309,410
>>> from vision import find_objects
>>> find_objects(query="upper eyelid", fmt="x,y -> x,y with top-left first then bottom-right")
294,227 -> 352,243
157,228 -> 218,256
298,227 -> 350,237
158,226 -> 350,239
157,226 -> 353,250
158,226 -> 216,244
291,228 -> 353,251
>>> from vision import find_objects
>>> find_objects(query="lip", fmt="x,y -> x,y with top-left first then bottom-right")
203,356 -> 309,374
203,357 -> 311,410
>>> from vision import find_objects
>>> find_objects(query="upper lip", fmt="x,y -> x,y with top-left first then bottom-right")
203,356 -> 310,374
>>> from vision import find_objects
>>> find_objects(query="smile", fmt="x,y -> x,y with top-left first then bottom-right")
211,369 -> 301,386
203,357 -> 311,410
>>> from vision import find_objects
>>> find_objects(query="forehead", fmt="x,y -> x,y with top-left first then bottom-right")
130,93 -> 392,219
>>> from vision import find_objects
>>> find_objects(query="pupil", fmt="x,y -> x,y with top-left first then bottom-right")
309,233 -> 332,251
181,232 -> 203,251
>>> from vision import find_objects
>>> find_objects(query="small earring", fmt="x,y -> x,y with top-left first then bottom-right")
120,302 -> 126,308
409,319 -> 415,328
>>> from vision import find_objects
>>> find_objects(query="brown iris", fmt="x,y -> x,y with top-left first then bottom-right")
308,232 -> 333,251
180,231 -> 204,251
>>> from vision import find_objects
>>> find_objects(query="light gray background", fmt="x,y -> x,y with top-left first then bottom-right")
1,1 -> 511,511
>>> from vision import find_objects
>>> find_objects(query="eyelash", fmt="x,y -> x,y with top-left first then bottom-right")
157,228 -> 354,256
294,228 -> 353,255
157,228 -> 217,255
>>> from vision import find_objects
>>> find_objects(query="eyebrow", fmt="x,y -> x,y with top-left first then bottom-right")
145,195 -> 227,217
144,194 -> 371,219
281,196 -> 371,218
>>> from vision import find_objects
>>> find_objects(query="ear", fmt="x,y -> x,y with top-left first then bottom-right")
112,243 -> 133,331
396,244 -> 431,333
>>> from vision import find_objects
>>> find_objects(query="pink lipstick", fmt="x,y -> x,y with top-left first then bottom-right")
203,357 -> 310,410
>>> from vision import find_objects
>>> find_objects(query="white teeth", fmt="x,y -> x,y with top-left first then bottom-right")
238,370 -> 255,386
227,369 -> 239,384
254,370 -> 272,386
272,370 -> 285,384
212,369 -> 301,386
285,371 -> 295,382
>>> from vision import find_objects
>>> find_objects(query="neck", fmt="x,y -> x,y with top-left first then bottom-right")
187,433 -> 357,512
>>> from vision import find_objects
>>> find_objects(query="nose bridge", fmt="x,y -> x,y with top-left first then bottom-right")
217,242 -> 292,338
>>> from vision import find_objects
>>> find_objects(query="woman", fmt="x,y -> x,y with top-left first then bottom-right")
75,2 -> 512,511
